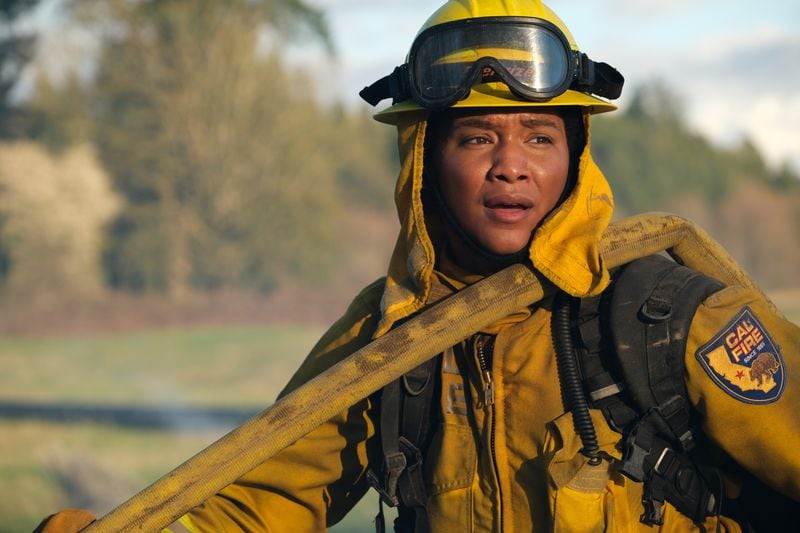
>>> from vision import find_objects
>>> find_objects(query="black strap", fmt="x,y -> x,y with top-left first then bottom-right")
609,255 -> 724,446
394,359 -> 436,533
359,65 -> 410,106
368,354 -> 438,533
575,292 -> 638,433
616,415 -> 719,525
369,378 -> 405,506
588,61 -> 625,100
571,255 -> 725,526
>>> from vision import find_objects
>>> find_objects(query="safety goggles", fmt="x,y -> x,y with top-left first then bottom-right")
360,17 -> 623,110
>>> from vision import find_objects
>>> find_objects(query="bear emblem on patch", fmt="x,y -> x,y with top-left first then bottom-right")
695,306 -> 785,404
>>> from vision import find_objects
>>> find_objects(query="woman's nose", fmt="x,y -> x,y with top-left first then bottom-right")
488,142 -> 528,182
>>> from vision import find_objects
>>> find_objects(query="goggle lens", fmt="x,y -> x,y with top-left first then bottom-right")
411,20 -> 572,105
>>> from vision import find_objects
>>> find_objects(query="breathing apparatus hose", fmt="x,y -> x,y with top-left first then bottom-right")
552,291 -> 602,465
81,213 -> 777,533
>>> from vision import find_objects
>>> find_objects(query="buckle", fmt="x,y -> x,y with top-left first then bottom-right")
641,494 -> 666,526
365,437 -> 423,507
617,431 -> 650,482
576,52 -> 595,86
366,451 -> 407,506
653,447 -> 674,475
641,470 -> 669,526
389,65 -> 410,104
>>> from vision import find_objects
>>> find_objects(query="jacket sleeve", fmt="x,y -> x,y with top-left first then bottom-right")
685,284 -> 800,500
166,279 -> 387,533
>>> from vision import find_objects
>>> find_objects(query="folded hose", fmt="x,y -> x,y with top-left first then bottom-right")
82,213 -> 777,532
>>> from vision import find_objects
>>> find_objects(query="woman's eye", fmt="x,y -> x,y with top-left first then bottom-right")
463,135 -> 491,145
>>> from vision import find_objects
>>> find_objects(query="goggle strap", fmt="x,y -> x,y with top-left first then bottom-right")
575,56 -> 624,100
360,57 -> 624,107
359,65 -> 411,107
577,53 -> 596,88
359,75 -> 391,106
594,62 -> 624,99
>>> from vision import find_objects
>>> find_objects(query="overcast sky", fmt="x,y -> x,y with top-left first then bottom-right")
298,0 -> 800,172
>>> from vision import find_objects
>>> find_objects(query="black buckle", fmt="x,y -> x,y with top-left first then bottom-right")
641,456 -> 670,526
641,484 -> 666,526
365,436 -> 424,507
576,52 -> 595,87
388,64 -> 410,104
359,65 -> 410,107
366,451 -> 407,506
617,428 -> 651,482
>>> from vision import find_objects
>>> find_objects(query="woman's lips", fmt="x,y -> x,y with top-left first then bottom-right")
484,194 -> 533,223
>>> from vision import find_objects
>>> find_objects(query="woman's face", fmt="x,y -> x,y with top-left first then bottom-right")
430,108 -> 571,259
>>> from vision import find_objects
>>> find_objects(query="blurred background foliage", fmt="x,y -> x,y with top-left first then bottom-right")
1,0 -> 397,313
0,0 -> 796,313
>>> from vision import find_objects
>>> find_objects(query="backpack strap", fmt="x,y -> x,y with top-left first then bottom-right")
367,355 -> 438,533
609,255 -> 724,448
565,254 -> 726,526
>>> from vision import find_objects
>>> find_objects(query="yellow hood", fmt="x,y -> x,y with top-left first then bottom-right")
376,111 -> 614,335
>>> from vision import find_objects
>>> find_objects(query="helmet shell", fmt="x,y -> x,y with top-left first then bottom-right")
374,0 -> 617,124
422,0 -> 577,46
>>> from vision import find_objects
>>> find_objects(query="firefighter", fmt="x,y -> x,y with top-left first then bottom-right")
38,0 -> 800,531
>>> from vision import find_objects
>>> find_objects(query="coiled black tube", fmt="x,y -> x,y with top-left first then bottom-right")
552,291 -> 602,465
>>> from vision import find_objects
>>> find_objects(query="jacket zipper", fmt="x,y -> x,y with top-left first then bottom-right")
476,335 -> 504,531
476,336 -> 495,407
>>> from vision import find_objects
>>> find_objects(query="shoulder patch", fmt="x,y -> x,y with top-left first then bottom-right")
695,306 -> 785,404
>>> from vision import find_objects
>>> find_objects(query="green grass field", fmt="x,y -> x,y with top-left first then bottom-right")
1,295 -> 797,532
0,324 -> 385,533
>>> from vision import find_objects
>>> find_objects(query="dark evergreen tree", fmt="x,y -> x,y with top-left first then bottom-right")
0,0 -> 41,137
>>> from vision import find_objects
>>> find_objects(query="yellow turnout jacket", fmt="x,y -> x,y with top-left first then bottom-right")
169,114 -> 800,532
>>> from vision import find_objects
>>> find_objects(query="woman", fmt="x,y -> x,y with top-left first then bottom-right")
39,1 -> 800,531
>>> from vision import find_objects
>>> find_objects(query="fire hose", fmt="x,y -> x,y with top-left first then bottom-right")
82,213 -> 777,532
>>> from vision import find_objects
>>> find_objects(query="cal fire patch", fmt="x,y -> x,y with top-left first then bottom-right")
695,306 -> 785,404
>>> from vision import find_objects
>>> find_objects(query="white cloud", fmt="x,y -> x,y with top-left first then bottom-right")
693,24 -> 792,59
677,28 -> 800,170
687,27 -> 800,87
747,96 -> 800,171
687,92 -> 800,171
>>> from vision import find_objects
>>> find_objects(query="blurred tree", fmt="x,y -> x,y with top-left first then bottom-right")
624,79 -> 686,125
326,105 -> 396,212
0,0 -> 41,137
0,142 -> 121,301
592,83 -> 731,213
716,182 -> 800,288
26,70 -> 94,152
592,81 -> 800,288
83,0 -> 340,296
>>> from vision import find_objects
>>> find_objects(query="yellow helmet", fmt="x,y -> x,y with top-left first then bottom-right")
360,0 -> 624,124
